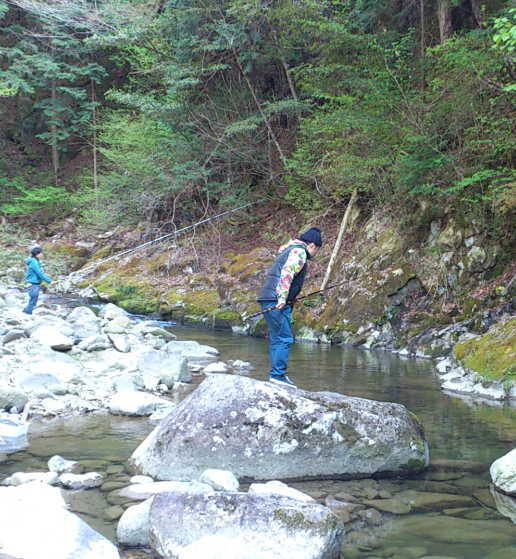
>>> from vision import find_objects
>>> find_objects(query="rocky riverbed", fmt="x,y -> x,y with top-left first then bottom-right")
1,284 -> 514,559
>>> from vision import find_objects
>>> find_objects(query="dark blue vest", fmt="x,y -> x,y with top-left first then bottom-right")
257,243 -> 308,302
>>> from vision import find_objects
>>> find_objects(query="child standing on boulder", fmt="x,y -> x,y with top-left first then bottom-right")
257,228 -> 322,387
23,247 -> 52,315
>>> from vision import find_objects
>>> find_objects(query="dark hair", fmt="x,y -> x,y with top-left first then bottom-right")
30,247 -> 42,257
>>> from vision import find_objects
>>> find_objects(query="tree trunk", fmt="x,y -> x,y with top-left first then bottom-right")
320,189 -> 357,292
437,0 -> 453,43
419,0 -> 425,57
272,30 -> 298,101
50,76 -> 59,186
91,80 -> 98,209
470,0 -> 484,27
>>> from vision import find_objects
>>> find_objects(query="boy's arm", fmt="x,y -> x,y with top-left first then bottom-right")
33,261 -> 52,283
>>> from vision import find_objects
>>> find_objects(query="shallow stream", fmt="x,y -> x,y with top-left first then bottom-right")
1,323 -> 515,558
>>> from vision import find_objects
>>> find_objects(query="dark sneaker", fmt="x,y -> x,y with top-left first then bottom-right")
269,375 -> 297,388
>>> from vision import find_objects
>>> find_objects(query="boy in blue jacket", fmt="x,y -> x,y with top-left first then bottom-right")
23,247 -> 52,314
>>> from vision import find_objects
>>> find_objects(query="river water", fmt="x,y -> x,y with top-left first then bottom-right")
1,323 -> 515,558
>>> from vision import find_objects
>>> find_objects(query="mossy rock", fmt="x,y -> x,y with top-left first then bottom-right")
94,274 -> 161,314
223,248 -> 269,280
453,318 -> 516,381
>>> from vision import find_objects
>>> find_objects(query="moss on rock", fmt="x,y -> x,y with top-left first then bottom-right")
453,318 -> 516,381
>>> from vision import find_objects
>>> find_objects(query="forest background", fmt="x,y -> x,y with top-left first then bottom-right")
0,0 -> 514,236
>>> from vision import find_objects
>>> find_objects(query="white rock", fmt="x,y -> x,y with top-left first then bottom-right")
137,350 -> 191,388
164,340 -> 219,363
2,471 -> 59,486
471,382 -> 506,401
0,416 -> 29,453
149,406 -> 176,423
490,448 -> 516,495
112,374 -> 143,393
99,303 -> 127,321
0,482 -> 120,559
202,361 -> 229,374
78,334 -> 112,352
31,325 -> 74,351
116,497 -> 154,547
48,455 -> 82,474
108,392 -> 173,417
25,351 -> 85,383
199,469 -> 239,492
436,358 -> 452,373
60,472 -> 104,489
103,315 -> 131,334
130,475 -> 154,485
108,333 -> 131,353
248,480 -> 314,502
67,307 -> 100,341
119,481 -> 214,501
231,360 -> 251,369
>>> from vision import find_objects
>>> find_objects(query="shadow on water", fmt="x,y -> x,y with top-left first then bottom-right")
1,320 -> 515,558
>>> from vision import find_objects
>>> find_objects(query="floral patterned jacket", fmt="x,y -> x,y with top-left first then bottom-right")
276,239 -> 309,305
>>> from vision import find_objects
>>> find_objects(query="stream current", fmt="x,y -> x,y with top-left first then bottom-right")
1,319 -> 515,559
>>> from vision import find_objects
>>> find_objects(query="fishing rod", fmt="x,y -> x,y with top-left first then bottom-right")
76,199 -> 264,276
244,279 -> 347,321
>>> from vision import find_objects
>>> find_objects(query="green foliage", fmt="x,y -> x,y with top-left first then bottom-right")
492,7 -> 516,53
0,0 -> 514,237
0,176 -> 69,217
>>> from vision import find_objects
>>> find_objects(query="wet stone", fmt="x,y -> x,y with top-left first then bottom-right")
429,459 -> 486,474
452,475 -> 490,491
335,491 -> 359,502
340,545 -> 363,559
363,498 -> 412,515
79,459 -> 109,471
427,472 -> 464,482
103,505 -> 124,521
473,488 -> 497,508
485,547 -> 516,559
461,508 -> 502,521
382,547 -> 428,559
101,481 -> 127,492
106,490 -> 133,507
106,465 -> 125,475
403,480 -> 463,495
357,508 -> 383,526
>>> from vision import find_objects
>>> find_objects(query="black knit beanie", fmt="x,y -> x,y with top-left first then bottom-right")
299,227 -> 322,247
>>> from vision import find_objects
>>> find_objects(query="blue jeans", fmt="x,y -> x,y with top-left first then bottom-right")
261,302 -> 294,378
24,284 -> 40,314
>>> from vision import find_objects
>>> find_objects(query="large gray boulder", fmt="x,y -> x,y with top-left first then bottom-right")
130,375 -> 429,481
149,489 -> 343,559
